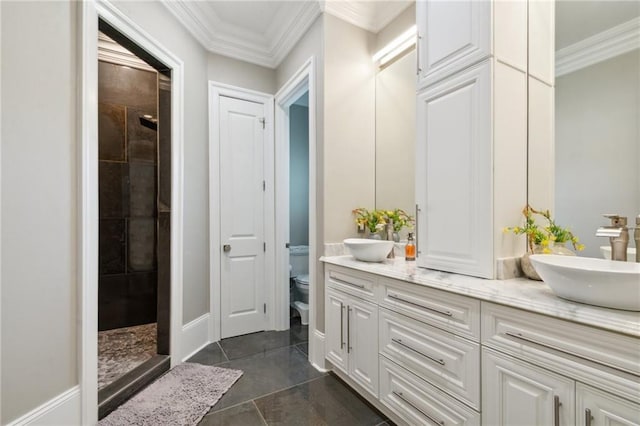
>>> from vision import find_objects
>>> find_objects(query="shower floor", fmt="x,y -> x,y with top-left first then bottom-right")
98,323 -> 157,390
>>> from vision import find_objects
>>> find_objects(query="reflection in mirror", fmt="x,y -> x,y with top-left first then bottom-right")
555,0 -> 640,258
375,49 -> 416,239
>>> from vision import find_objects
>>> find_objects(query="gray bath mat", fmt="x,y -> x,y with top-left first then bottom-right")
99,363 -> 242,426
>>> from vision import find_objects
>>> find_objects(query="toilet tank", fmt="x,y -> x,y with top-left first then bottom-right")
289,245 -> 309,277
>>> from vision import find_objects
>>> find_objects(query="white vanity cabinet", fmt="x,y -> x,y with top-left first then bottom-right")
577,383 -> 640,426
482,348 -> 575,426
325,268 -> 379,398
482,302 -> 640,426
322,260 -> 640,426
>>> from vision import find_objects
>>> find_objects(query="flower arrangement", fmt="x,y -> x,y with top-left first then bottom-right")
352,208 -> 414,234
503,205 -> 585,253
386,209 -> 414,232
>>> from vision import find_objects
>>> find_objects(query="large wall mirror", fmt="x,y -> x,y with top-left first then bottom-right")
374,49 -> 416,238
555,0 -> 640,258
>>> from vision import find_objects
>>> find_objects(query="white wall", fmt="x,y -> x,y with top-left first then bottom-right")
323,14 -> 376,243
290,105 -> 310,246
1,2 -> 78,422
207,52 -> 277,94
555,49 -> 640,258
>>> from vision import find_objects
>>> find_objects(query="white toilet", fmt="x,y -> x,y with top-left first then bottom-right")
289,245 -> 309,325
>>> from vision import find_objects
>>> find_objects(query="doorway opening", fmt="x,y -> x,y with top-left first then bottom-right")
288,91 -> 310,330
96,19 -> 171,418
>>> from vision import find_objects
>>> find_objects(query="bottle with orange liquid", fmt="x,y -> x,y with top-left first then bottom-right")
405,232 -> 416,261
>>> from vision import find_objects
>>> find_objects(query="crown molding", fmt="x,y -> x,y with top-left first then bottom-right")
162,1 -> 321,69
556,17 -> 640,77
163,1 -> 410,69
98,32 -> 155,72
322,0 -> 411,33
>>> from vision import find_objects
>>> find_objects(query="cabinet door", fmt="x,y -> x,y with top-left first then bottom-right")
348,297 -> 379,398
415,61 -> 493,278
417,0 -> 491,88
483,349 -> 575,426
577,383 -> 640,426
325,288 -> 348,374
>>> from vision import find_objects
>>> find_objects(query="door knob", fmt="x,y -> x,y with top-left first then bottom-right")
223,244 -> 231,252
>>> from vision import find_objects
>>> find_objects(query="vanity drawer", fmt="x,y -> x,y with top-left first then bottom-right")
379,277 -> 480,341
325,265 -> 376,302
379,356 -> 480,426
379,307 -> 480,409
482,302 -> 640,402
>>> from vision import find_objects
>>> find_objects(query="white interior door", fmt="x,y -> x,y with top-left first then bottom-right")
219,95 -> 267,338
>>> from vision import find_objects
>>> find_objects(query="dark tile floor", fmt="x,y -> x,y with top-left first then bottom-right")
187,318 -> 390,426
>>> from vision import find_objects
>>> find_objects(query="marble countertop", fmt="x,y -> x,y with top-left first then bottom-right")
320,255 -> 640,338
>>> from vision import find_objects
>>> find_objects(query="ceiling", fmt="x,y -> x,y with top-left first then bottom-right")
163,0 -> 413,68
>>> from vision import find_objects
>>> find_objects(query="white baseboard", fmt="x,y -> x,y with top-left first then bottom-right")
181,313 -> 211,362
7,386 -> 81,426
309,329 -> 329,372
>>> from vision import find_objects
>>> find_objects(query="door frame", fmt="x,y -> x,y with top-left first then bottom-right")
273,58 -> 318,351
79,1 -> 185,423
208,82 -> 275,342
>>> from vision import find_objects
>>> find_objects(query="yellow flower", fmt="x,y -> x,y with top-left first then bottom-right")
542,247 -> 552,254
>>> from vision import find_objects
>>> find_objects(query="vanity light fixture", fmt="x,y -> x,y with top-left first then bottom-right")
372,25 -> 416,66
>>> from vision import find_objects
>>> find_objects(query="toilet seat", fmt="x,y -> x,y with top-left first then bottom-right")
295,274 -> 309,286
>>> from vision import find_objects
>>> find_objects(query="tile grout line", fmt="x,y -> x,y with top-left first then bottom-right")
210,374 -> 327,414
215,339 -> 309,364
216,341 -> 230,362
251,400 -> 269,426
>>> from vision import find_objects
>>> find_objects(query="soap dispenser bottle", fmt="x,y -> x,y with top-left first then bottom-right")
405,233 -> 416,261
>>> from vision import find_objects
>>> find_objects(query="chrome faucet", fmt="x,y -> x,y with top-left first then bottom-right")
596,214 -> 629,261
634,215 -> 640,263
386,220 -> 395,259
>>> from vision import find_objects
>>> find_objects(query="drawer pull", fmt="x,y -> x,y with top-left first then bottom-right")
331,276 -> 366,290
392,338 -> 445,366
505,331 -> 640,378
388,293 -> 453,317
554,395 -> 562,426
340,303 -> 345,349
585,408 -> 593,426
347,306 -> 352,353
392,391 -> 445,425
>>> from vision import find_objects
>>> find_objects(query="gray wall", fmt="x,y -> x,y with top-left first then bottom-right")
290,105 -> 310,246
555,49 -> 640,258
207,52 -> 277,94
1,1 -> 78,422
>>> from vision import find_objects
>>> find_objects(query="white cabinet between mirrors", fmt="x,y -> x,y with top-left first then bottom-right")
323,263 -> 640,426
414,0 -> 555,278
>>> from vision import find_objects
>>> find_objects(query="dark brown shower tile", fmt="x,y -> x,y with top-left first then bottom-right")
99,61 -> 158,113
128,107 -> 157,164
99,161 -> 129,219
129,163 -> 157,217
99,219 -> 126,275
128,217 -> 156,272
98,273 -> 157,331
158,85 -> 171,210
99,102 -> 126,161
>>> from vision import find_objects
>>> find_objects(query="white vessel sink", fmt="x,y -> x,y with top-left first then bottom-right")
344,238 -> 394,262
600,246 -> 637,262
529,255 -> 640,311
